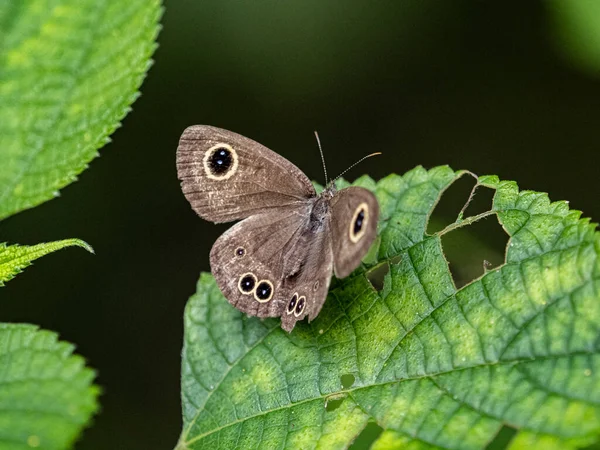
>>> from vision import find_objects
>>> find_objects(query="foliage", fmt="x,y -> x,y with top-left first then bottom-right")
179,166 -> 600,450
0,324 -> 99,449
548,0 -> 600,75
0,239 -> 93,286
0,0 -> 161,283
0,0 -> 161,447
0,0 -> 161,220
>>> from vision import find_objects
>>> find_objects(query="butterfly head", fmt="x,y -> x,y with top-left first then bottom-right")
321,182 -> 338,200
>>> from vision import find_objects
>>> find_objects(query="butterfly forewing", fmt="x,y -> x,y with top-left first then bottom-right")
176,125 -> 316,223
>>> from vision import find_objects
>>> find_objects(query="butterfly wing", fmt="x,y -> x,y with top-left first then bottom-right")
177,125 -> 316,223
329,186 -> 379,278
277,219 -> 334,331
209,203 -> 334,332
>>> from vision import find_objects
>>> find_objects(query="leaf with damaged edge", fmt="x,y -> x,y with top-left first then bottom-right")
0,324 -> 99,449
0,239 -> 93,286
178,166 -> 600,450
0,0 -> 162,220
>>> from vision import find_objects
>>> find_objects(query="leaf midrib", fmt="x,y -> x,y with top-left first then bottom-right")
183,234 -> 597,445
183,348 -> 599,446
181,307 -> 280,442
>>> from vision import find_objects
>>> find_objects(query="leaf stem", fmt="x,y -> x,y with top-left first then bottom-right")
436,210 -> 497,236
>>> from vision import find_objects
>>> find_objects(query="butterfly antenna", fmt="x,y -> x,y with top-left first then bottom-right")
314,131 -> 329,186
331,152 -> 382,184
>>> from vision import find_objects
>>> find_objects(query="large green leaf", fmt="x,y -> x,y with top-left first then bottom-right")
0,239 -> 93,286
0,0 -> 162,220
178,166 -> 600,450
0,324 -> 98,449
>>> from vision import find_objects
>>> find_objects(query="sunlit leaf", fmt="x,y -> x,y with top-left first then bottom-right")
0,239 -> 93,286
178,166 -> 600,450
548,0 -> 600,75
0,324 -> 99,449
0,0 -> 162,219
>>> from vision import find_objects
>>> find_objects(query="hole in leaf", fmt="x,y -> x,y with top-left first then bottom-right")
462,184 -> 496,218
341,373 -> 355,389
441,213 -> 508,289
325,396 -> 345,412
427,174 -> 478,234
485,424 -> 517,450
366,262 -> 389,292
348,421 -> 384,450
390,254 -> 402,264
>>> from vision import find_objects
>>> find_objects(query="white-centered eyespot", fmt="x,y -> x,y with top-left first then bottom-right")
287,293 -> 298,315
254,279 -> 274,303
238,273 -> 257,295
349,202 -> 369,243
293,296 -> 306,317
203,143 -> 239,180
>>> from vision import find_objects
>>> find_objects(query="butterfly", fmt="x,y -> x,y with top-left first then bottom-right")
176,126 -> 379,331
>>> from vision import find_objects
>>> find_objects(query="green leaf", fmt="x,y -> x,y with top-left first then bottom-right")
548,0 -> 600,75
178,166 -> 600,450
0,323 -> 99,449
0,0 -> 162,220
0,239 -> 93,286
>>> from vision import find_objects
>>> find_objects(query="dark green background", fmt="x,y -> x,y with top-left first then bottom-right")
2,1 -> 599,448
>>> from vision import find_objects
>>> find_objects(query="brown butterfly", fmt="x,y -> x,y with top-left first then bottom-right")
176,126 -> 379,331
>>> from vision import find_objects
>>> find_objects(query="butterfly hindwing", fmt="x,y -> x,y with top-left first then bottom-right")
177,125 -> 316,223
277,221 -> 334,331
329,186 -> 380,277
209,203 -> 334,331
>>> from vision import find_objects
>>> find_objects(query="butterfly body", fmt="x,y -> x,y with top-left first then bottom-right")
177,126 -> 379,331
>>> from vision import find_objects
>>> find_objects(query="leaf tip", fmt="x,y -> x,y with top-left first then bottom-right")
65,239 -> 95,255
81,241 -> 95,255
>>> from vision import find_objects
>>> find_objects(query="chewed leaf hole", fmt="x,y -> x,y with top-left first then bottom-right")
366,262 -> 389,292
348,421 -> 384,450
441,213 -> 508,288
324,395 -> 345,412
462,184 -> 496,218
427,174 -> 478,234
341,373 -> 355,389
485,424 -> 517,449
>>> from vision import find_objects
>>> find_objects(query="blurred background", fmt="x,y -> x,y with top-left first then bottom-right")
1,0 -> 600,448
